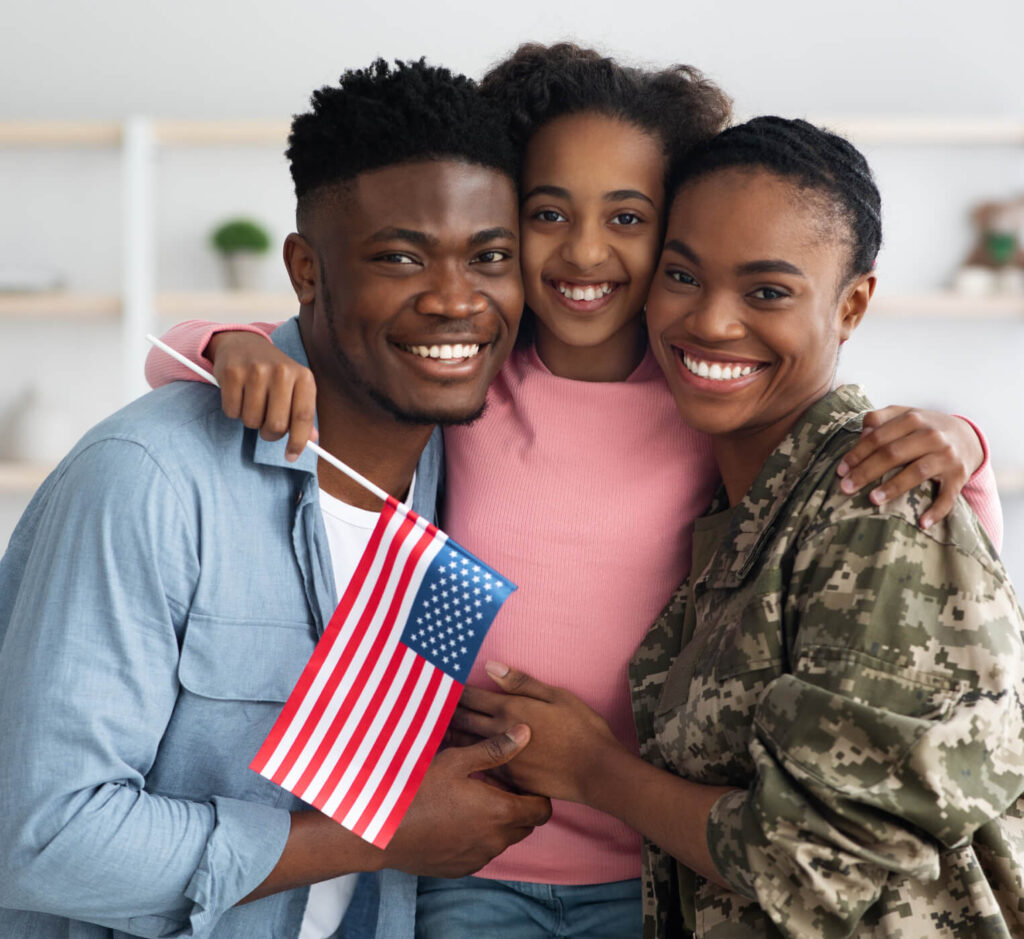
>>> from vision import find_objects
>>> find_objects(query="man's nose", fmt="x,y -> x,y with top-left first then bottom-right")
414,266 -> 488,317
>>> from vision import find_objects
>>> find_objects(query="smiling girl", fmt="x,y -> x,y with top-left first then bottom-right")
145,48 -> 1004,938
459,116 -> 1024,938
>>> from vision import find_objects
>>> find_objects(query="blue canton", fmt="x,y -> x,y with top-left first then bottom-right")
400,540 -> 516,681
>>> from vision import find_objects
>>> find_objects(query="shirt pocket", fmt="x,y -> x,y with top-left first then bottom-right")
151,613 -> 317,804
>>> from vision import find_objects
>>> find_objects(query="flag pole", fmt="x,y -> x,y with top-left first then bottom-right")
146,333 -> 406,511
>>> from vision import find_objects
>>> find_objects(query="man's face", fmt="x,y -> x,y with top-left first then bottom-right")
298,160 -> 522,426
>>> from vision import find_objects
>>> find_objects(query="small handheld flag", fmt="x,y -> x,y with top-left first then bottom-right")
146,334 -> 517,848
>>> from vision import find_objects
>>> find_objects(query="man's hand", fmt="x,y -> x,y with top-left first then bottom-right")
382,725 -> 552,877
207,331 -> 318,462
242,726 -> 550,903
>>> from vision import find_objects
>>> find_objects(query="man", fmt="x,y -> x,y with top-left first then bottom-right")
0,59 -> 549,938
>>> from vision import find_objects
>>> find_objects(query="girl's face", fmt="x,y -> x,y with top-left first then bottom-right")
520,112 -> 665,379
646,168 -> 873,448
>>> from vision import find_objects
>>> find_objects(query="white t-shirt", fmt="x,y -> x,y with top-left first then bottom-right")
298,479 -> 414,939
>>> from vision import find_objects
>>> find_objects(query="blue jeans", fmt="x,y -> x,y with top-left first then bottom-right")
415,875 -> 642,938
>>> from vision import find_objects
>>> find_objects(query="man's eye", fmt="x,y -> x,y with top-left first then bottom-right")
611,212 -> 642,226
534,209 -> 567,223
473,250 -> 511,264
750,286 -> 788,300
377,253 -> 417,264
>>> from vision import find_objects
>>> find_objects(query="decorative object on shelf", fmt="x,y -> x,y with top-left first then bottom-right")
210,217 -> 272,290
952,196 -> 1024,297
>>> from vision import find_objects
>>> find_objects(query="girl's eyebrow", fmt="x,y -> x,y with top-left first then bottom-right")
522,184 -> 569,201
604,189 -> 655,207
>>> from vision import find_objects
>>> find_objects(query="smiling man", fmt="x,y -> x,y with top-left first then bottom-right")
0,60 -> 548,939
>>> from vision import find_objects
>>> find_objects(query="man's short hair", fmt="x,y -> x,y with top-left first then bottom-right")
288,58 -> 518,223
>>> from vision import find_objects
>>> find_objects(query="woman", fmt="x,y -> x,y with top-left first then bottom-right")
459,117 -> 1024,937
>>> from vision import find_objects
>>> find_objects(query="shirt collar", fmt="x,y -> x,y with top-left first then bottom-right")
252,317 -> 319,474
702,384 -> 873,588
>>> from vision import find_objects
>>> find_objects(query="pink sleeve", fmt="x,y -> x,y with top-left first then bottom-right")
956,415 -> 1004,551
144,320 -> 281,389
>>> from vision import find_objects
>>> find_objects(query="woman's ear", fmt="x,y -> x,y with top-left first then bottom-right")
283,233 -> 318,306
838,273 -> 876,342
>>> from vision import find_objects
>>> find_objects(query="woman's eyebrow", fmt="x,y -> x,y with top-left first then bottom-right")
604,189 -> 655,207
736,259 -> 805,277
664,238 -> 700,264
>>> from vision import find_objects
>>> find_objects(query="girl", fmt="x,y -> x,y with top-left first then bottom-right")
456,117 -> 1024,938
146,49 -> 1003,938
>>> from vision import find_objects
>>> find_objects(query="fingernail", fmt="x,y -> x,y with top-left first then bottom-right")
870,489 -> 887,505
504,724 -> 528,745
840,477 -> 855,494
837,461 -> 849,477
921,516 -> 933,529
286,452 -> 299,462
485,661 -> 510,680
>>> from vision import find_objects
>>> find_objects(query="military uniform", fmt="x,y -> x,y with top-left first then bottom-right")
630,385 -> 1024,938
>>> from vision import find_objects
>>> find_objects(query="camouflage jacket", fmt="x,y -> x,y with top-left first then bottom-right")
630,385 -> 1024,938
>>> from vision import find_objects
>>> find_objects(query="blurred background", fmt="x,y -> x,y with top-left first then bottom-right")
1,0 -> 1023,582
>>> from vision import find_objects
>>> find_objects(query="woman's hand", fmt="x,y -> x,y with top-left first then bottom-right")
836,407 -> 984,529
206,331 -> 318,461
452,662 -> 624,804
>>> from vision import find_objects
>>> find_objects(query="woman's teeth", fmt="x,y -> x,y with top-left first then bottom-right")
402,343 -> 480,361
682,352 -> 758,381
555,281 -> 615,301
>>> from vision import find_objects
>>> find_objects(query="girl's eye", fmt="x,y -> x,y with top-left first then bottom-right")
473,249 -> 511,264
610,212 -> 642,226
534,209 -> 567,223
668,269 -> 698,287
750,286 -> 788,301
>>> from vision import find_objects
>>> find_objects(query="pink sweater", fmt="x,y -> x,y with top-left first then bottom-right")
146,321 -> 1005,885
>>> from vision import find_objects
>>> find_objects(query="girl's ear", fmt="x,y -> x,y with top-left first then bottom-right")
838,273 -> 876,342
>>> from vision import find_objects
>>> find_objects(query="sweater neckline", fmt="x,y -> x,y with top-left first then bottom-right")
523,341 -> 659,385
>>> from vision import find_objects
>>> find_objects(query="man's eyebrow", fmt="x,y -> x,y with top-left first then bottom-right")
604,189 -> 655,207
469,227 -> 516,246
663,238 -> 700,265
736,259 -> 805,277
522,184 -> 570,201
367,227 -> 438,246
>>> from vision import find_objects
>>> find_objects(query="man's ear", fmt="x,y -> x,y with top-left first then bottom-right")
284,233 -> 317,305
838,272 -> 876,342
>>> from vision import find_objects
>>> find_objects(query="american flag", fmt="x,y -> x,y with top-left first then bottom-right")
250,495 -> 515,848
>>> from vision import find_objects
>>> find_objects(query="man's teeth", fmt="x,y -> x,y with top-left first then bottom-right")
682,352 -> 758,381
555,281 -> 615,302
403,343 -> 480,360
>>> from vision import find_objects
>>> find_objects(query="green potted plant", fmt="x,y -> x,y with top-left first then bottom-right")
210,217 -> 272,290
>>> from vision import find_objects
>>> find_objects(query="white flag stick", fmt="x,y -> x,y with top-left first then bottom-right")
146,333 -> 398,508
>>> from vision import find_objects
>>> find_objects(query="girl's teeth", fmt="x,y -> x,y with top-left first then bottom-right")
683,353 -> 757,382
556,282 -> 614,301
404,343 -> 480,360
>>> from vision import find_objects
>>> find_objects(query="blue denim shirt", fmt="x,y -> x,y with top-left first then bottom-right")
0,318 -> 429,939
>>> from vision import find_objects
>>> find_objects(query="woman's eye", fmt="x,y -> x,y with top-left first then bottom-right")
534,209 -> 567,223
610,212 -> 642,226
668,270 -> 698,287
750,286 -> 788,300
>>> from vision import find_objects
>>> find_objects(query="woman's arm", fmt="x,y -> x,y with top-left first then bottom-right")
145,320 -> 316,461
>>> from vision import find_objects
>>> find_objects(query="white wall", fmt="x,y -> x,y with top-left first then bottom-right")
2,0 -> 1023,580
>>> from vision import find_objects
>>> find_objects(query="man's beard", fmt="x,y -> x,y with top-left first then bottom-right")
322,279 -> 488,427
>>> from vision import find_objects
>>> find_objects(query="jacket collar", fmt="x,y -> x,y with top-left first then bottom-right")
252,317 -> 319,475
701,384 -> 873,588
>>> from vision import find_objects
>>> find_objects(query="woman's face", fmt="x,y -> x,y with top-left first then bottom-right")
645,167 -> 873,447
519,112 -> 665,376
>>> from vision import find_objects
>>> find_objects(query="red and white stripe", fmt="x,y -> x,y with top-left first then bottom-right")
250,497 -> 461,847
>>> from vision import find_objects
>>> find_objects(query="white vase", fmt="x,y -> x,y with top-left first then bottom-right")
221,252 -> 267,290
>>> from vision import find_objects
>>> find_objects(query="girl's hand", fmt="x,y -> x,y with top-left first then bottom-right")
206,331 -> 318,462
836,407 -> 984,529
452,663 -> 623,804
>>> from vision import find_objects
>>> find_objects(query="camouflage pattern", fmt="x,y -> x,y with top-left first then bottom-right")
630,384 -> 1024,938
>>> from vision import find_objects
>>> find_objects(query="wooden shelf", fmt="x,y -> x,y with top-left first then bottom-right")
0,120 -> 288,149
871,292 -> 1024,318
0,291 -> 121,318
0,461 -> 53,493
